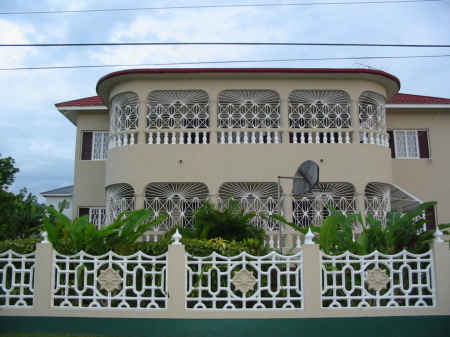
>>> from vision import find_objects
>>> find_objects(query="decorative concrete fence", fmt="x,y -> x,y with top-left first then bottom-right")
0,237 -> 449,321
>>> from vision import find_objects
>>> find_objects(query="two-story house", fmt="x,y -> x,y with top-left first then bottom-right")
55,68 -> 450,247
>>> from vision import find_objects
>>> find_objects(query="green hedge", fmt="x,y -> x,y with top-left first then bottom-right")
0,238 -> 41,254
0,237 -> 269,257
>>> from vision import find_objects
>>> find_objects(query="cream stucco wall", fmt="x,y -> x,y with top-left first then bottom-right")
67,70 -> 450,227
388,107 -> 450,224
72,111 -> 109,218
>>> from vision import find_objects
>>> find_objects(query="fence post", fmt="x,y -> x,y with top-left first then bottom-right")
167,242 -> 186,315
33,242 -> 54,315
302,243 -> 322,313
431,241 -> 450,313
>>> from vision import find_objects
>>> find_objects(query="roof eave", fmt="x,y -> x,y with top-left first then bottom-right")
387,104 -> 450,109
56,105 -> 108,125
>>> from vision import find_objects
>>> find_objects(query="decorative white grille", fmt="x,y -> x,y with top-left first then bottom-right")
365,182 -> 390,226
89,207 -> 106,229
186,251 -> 303,309
144,182 -> 209,230
218,90 -> 280,129
92,132 -> 109,160
147,90 -> 209,129
53,250 -> 168,309
0,250 -> 35,307
358,92 -> 386,131
289,90 -> 351,129
106,184 -> 135,224
218,182 -> 282,231
321,250 -> 435,308
394,130 -> 419,158
110,92 -> 139,133
292,183 -> 356,228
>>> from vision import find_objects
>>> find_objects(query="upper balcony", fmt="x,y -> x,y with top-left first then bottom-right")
106,87 -> 390,150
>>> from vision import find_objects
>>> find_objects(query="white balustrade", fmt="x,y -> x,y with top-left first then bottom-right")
147,131 -> 209,145
289,131 -> 352,144
108,132 -> 138,149
218,131 -> 281,144
360,131 -> 389,147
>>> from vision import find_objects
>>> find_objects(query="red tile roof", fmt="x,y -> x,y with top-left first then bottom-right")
55,93 -> 450,108
388,93 -> 450,104
55,95 -> 104,107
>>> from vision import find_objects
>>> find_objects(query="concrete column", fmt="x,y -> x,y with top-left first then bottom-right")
431,241 -> 450,313
138,99 -> 147,145
350,98 -> 361,143
33,243 -> 54,315
283,193 -> 296,250
167,243 -> 186,315
355,190 -> 366,231
302,243 -> 322,312
209,99 -> 217,144
280,97 -> 288,144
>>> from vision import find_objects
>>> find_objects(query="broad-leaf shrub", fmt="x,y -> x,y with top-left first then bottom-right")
271,201 -> 449,255
42,207 -> 168,255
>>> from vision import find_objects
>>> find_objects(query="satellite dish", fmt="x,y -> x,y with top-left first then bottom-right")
292,160 -> 319,194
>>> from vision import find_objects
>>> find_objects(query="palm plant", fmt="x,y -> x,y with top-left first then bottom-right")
179,199 -> 267,242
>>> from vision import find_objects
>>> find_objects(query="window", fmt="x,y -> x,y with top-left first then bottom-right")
58,202 -> 70,209
79,207 -> 106,228
388,130 -> 429,159
81,131 -> 108,160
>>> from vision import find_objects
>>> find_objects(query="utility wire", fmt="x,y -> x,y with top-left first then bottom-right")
2,42 -> 450,48
0,0 -> 442,15
1,54 -> 449,71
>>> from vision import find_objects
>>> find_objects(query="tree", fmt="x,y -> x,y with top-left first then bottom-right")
0,154 -> 20,190
0,154 -> 45,240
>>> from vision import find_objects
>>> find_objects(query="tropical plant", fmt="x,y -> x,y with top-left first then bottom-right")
165,199 -> 267,243
42,207 -> 168,255
271,201 -> 449,255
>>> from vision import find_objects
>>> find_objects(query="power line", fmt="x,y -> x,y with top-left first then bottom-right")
1,54 -> 449,71
2,42 -> 450,48
0,0 -> 442,15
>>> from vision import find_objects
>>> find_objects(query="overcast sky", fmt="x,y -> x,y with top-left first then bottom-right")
0,0 -> 449,203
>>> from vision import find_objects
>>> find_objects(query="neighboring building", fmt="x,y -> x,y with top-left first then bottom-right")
40,185 -> 73,218
55,68 -> 450,246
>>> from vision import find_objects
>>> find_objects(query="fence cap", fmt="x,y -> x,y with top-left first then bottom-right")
171,229 -> 182,245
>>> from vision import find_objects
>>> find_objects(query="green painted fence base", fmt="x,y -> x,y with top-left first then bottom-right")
1,316 -> 449,337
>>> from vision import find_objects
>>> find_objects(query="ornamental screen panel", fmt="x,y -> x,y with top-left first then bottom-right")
106,184 -> 135,224
218,182 -> 282,231
144,182 -> 209,231
218,90 -> 281,129
288,90 -> 351,129
110,92 -> 139,133
292,182 -> 356,228
147,90 -> 209,129
364,182 -> 390,226
358,92 -> 386,131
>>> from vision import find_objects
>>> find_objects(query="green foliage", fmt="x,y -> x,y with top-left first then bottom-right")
42,207 -> 168,255
0,155 -> 45,240
182,237 -> 270,257
0,237 -> 40,254
185,199 -> 267,243
271,202 -> 450,255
